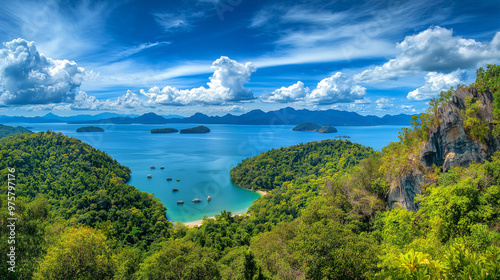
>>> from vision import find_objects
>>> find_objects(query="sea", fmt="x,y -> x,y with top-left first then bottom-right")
15,123 -> 404,223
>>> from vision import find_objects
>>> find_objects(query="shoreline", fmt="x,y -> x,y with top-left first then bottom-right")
255,189 -> 267,195
179,189 -> 267,228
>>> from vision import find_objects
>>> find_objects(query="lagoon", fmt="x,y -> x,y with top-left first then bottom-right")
20,123 -> 403,223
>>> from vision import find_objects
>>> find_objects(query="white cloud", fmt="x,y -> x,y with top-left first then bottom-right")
306,72 -> 366,104
331,103 -> 371,113
400,104 -> 416,113
262,72 -> 366,105
407,70 -> 465,100
356,27 -> 500,83
142,56 -> 256,105
355,98 -> 372,104
260,81 -> 309,103
0,38 -> 88,105
375,98 -> 394,110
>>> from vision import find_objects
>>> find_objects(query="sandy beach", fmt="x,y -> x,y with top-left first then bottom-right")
256,189 -> 268,195
178,190 -> 268,228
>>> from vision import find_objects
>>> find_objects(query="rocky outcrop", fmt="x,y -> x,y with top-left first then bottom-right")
421,87 -> 499,172
387,168 -> 430,211
388,86 -> 500,210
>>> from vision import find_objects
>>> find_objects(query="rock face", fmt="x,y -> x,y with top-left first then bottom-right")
421,87 -> 499,172
387,169 -> 429,211
387,86 -> 500,210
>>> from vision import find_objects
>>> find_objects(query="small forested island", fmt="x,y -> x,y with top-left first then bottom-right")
0,124 -> 32,139
150,128 -> 178,134
76,126 -> 104,132
179,125 -> 210,134
292,122 -> 338,133
318,126 -> 337,133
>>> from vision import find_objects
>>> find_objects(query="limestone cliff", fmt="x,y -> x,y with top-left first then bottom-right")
387,86 -> 500,210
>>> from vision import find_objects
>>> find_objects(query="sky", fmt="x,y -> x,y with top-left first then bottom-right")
0,0 -> 499,117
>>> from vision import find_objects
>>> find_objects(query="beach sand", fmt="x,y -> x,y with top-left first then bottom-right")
179,189 -> 268,228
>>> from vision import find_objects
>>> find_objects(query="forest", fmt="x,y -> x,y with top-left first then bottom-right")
0,65 -> 499,279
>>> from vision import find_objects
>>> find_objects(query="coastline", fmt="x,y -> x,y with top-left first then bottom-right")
255,189 -> 267,195
180,189 -> 267,228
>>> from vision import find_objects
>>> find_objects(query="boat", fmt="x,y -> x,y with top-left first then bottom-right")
172,188 -> 179,192
166,178 -> 173,181
150,166 -> 156,169
147,174 -> 153,178
160,166 -> 165,169
207,195 -> 211,202
176,179 -> 180,181
177,201 -> 184,204
192,198 -> 202,203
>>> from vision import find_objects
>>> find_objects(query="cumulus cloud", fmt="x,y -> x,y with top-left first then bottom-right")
262,72 -> 366,104
260,81 -> 309,103
375,98 -> 394,110
0,39 -> 88,105
357,27 -> 500,83
306,72 -> 366,104
142,56 -> 256,105
407,70 -> 465,100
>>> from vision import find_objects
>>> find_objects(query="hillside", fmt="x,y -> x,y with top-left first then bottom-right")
0,124 -> 32,139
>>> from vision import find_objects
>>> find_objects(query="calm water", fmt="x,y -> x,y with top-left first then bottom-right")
18,123 -> 403,223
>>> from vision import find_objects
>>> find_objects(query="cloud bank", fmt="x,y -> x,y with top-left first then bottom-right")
0,38 -> 87,105
262,72 -> 365,104
356,27 -> 500,83
407,70 -> 465,100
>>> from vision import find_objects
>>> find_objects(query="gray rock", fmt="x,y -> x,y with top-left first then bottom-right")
388,86 -> 500,210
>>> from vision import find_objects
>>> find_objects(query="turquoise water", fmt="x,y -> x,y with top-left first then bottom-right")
18,123 -> 403,223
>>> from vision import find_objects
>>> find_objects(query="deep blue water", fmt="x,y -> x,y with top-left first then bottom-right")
18,123 -> 403,223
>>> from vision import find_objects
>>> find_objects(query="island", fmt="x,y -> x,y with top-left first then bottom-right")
179,125 -> 210,134
318,126 -> 338,133
292,122 -> 337,133
150,128 -> 178,134
76,126 -> 105,132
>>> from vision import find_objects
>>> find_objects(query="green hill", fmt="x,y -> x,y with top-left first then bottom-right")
0,124 -> 32,139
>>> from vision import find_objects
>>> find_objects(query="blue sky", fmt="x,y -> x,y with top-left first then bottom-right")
0,0 -> 499,117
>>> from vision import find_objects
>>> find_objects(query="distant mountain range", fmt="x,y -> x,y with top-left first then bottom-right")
0,108 -> 413,126
0,112 -> 183,124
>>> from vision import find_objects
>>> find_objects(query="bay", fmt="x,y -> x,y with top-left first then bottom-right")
18,123 -> 403,223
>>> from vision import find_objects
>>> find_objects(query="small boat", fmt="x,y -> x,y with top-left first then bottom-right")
207,195 -> 211,202
160,166 -> 165,169
172,188 -> 179,192
147,174 -> 153,178
192,198 -> 202,203
166,178 -> 173,181
176,179 -> 180,182
177,201 -> 184,204
150,166 -> 156,169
